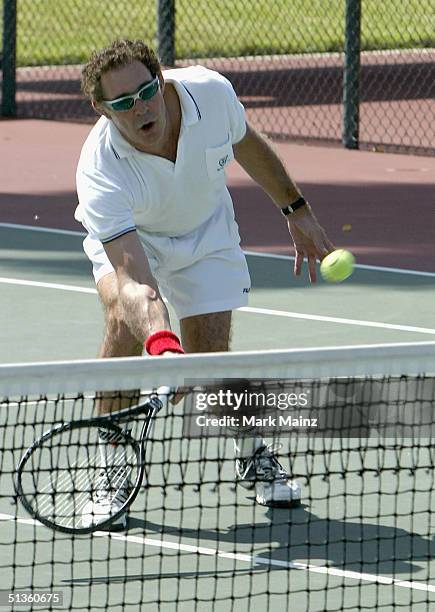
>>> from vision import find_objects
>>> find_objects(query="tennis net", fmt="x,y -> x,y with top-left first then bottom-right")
0,341 -> 434,611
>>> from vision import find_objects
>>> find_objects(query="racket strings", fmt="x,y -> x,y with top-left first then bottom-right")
95,454 -> 132,501
15,398 -> 159,533
33,445 -> 101,526
26,428 -> 137,528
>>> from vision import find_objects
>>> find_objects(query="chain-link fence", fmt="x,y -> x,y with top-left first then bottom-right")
1,0 -> 434,155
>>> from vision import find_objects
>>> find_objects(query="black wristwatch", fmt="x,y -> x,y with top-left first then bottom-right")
280,196 -> 307,216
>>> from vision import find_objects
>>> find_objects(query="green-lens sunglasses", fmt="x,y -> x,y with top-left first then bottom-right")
103,77 -> 160,112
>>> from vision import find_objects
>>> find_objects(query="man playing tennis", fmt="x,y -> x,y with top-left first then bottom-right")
76,39 -> 334,528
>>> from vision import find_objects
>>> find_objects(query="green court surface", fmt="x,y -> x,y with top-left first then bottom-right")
1,223 -> 435,364
0,223 -> 434,611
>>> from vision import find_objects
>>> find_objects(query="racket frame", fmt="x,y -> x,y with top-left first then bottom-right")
15,396 -> 162,535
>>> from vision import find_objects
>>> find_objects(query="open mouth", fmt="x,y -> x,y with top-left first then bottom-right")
139,121 -> 155,133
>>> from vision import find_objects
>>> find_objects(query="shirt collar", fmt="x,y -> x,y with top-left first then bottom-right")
106,71 -> 201,160
106,120 -> 137,160
165,74 -> 201,127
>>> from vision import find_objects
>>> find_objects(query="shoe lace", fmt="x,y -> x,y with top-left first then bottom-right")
95,465 -> 129,503
240,443 -> 287,481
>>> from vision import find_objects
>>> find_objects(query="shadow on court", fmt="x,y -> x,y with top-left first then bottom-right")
0,192 -> 80,231
247,257 -> 435,291
231,180 -> 435,277
63,568 -> 256,585
0,225 -> 91,281
63,506 -> 434,586
13,60 -> 435,120
0,255 -> 91,281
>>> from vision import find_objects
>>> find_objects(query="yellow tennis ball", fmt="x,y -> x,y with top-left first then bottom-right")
320,249 -> 355,282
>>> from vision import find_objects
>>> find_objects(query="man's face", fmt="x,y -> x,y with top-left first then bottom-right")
95,60 -> 167,153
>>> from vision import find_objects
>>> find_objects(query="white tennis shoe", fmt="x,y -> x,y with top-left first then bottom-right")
235,444 -> 301,507
82,428 -> 132,530
81,464 -> 132,530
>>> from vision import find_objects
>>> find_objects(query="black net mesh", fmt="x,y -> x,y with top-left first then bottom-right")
1,352 -> 434,610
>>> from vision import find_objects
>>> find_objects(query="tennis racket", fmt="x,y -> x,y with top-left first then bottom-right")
14,389 -> 169,535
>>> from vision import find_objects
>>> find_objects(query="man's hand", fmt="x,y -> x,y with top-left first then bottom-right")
160,349 -> 186,405
287,204 -> 335,283
233,124 -> 335,281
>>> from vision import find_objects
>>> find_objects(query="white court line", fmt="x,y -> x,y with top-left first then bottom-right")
0,276 -> 97,294
243,250 -> 435,278
0,512 -> 433,593
238,306 -> 435,336
1,275 -> 435,336
1,221 -> 435,278
0,222 -> 86,237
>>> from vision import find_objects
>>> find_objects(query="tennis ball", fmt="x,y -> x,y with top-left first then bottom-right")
320,249 -> 355,283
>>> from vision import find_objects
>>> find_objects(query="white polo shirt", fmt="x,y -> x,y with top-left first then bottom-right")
75,65 -> 247,244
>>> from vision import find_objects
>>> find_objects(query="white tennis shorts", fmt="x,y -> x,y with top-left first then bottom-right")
82,203 -> 251,320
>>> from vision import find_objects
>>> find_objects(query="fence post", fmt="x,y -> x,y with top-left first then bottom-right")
342,0 -> 361,149
1,0 -> 17,117
157,0 -> 175,66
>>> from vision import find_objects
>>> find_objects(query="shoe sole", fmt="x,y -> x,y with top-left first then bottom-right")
257,498 -> 302,508
81,501 -> 129,531
237,479 -> 256,490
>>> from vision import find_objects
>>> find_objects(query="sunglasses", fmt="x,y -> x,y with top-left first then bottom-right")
103,77 -> 160,112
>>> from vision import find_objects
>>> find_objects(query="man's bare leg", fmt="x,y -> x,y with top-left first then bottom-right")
180,311 -> 232,352
180,311 -> 261,457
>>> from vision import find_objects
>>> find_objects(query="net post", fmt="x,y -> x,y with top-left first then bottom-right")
342,0 -> 361,150
156,0 -> 175,67
1,0 -> 17,117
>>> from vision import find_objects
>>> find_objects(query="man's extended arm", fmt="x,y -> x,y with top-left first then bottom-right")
103,231 -> 171,342
233,123 -> 304,208
233,122 -> 334,282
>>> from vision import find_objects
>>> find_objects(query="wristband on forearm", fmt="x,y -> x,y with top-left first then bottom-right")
145,330 -> 185,355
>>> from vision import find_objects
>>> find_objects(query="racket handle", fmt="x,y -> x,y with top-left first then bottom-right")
155,386 -> 174,402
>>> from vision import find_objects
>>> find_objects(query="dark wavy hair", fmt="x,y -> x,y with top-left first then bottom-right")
81,39 -> 161,102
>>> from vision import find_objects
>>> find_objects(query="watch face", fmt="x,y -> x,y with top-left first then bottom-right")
291,198 -> 306,212
281,198 -> 307,216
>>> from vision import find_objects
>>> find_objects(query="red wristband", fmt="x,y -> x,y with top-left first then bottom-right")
145,330 -> 185,356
